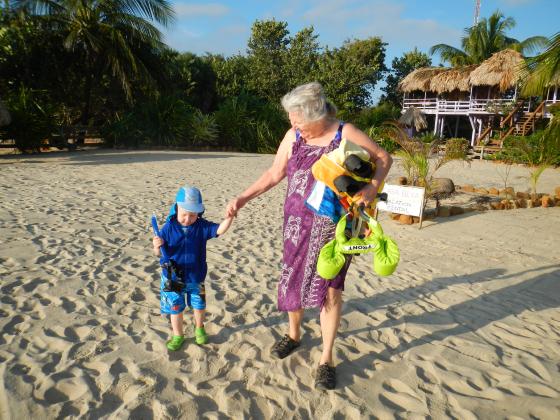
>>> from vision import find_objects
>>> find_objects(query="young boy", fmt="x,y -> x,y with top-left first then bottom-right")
153,184 -> 233,351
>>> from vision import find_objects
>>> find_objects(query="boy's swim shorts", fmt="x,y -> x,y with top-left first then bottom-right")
160,274 -> 206,314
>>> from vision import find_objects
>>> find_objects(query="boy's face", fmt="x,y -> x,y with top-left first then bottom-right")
177,207 -> 198,226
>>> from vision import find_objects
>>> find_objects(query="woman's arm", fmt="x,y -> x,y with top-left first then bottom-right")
226,129 -> 294,217
341,123 -> 393,205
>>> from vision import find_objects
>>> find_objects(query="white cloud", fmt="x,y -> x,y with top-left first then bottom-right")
174,3 -> 229,18
299,0 -> 462,53
164,24 -> 249,55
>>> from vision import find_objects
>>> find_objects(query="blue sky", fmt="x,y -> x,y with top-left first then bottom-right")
161,0 -> 559,100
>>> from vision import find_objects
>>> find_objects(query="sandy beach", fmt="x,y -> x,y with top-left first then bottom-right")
1,149 -> 559,419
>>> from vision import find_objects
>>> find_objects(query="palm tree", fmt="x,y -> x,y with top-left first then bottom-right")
430,10 -> 547,66
11,0 -> 175,123
522,32 -> 560,96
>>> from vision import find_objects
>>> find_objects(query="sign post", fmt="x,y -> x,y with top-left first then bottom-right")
375,184 -> 426,229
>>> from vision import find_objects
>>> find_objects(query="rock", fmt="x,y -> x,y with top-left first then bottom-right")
500,199 -> 512,210
390,213 -> 401,221
488,188 -> 499,195
500,187 -> 515,199
398,214 -> 413,224
437,206 -> 451,217
516,191 -> 529,199
397,177 -> 408,185
542,195 -> 554,208
531,198 -> 541,208
412,216 -> 420,224
515,199 -> 527,208
475,188 -> 489,195
430,178 -> 455,195
462,184 -> 475,193
555,186 -> 560,200
490,202 -> 503,210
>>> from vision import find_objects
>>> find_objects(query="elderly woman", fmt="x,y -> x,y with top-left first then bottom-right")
226,82 -> 393,390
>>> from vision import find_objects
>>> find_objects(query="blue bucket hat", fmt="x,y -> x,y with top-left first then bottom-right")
175,185 -> 205,214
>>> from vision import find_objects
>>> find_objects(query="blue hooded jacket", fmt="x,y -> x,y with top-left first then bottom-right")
159,216 -> 219,284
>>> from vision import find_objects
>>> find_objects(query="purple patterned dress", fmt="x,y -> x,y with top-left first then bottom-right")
278,122 -> 351,311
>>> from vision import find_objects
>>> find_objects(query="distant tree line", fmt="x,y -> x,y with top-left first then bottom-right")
0,3 -> 554,156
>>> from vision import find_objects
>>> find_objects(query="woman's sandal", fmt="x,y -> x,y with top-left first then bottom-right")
315,363 -> 336,390
271,334 -> 300,359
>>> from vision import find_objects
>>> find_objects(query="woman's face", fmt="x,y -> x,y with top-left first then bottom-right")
288,112 -> 327,139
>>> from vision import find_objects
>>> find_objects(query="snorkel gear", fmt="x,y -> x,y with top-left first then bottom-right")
317,205 -> 400,280
152,214 -> 186,293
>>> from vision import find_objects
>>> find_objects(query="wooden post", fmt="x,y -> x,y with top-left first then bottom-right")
418,199 -> 426,229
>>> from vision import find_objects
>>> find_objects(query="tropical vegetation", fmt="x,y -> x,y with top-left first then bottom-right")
0,5 -> 555,163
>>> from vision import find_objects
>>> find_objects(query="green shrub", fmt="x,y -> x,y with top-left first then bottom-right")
353,103 -> 400,131
214,92 -> 287,152
496,130 -> 560,166
189,110 -> 218,146
366,126 -> 399,153
101,96 -> 193,147
445,138 -> 469,159
1,87 -> 56,153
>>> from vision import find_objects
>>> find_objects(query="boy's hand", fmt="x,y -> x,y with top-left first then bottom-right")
153,236 -> 164,249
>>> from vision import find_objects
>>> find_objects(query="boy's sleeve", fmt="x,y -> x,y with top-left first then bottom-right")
202,219 -> 220,240
160,222 -> 171,243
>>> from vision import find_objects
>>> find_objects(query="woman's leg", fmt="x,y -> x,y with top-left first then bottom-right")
170,312 -> 184,336
319,287 -> 342,365
288,308 -> 304,341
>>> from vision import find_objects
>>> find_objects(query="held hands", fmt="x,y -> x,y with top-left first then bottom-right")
225,196 -> 248,218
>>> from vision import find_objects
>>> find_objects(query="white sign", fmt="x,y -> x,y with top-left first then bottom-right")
376,184 -> 425,217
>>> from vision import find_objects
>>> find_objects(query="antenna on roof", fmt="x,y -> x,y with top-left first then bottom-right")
473,0 -> 481,26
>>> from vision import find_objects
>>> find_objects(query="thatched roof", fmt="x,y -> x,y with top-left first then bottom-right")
469,49 -> 525,91
429,65 -> 478,93
398,67 -> 447,92
399,107 -> 427,131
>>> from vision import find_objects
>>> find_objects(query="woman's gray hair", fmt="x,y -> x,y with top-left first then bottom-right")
281,82 -> 337,122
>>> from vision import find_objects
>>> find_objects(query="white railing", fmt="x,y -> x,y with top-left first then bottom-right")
436,100 -> 471,112
402,98 -> 438,109
402,98 -> 519,113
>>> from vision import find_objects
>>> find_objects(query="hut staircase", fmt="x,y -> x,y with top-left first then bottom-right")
472,119 -> 499,158
499,100 -> 525,140
513,101 -> 545,136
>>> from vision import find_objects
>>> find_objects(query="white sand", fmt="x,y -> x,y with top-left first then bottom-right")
1,150 -> 559,419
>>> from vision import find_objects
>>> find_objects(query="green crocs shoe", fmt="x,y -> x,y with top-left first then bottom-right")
166,335 -> 185,351
195,327 -> 208,345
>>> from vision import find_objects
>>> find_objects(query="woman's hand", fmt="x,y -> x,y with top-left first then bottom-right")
226,196 -> 248,218
355,183 -> 379,208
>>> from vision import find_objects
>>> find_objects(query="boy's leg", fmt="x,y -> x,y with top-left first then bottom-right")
193,309 -> 205,328
160,274 -> 186,351
170,312 -> 184,336
187,283 -> 208,345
